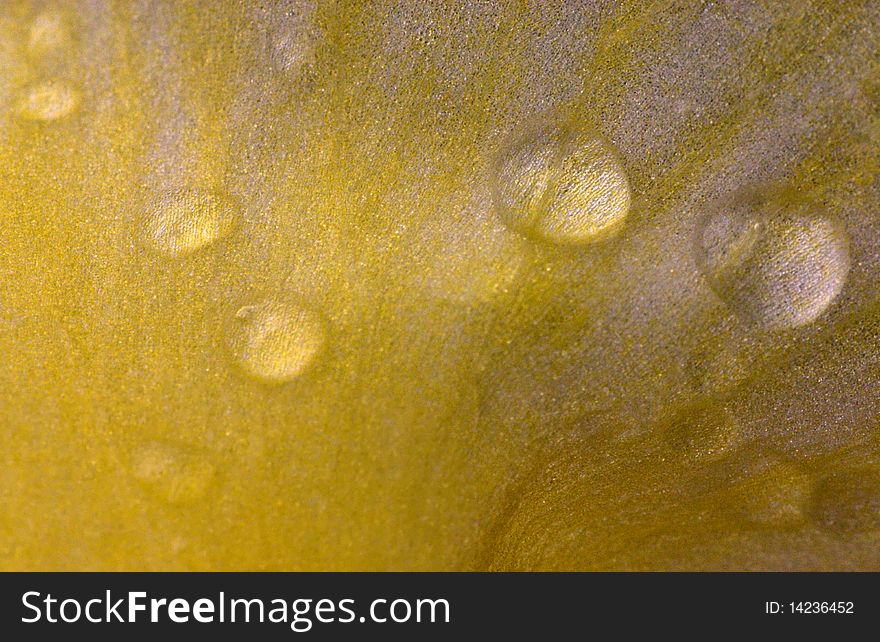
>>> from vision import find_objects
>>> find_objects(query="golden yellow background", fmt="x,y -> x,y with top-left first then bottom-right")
0,0 -> 878,570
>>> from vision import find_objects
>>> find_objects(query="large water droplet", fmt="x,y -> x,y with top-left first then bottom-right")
694,189 -> 850,330
230,300 -> 325,384
494,120 -> 631,244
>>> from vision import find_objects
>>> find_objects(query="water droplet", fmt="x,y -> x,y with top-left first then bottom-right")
16,80 -> 80,121
694,189 -> 850,330
28,10 -> 70,56
739,463 -> 811,529
268,2 -> 318,73
144,189 -> 238,257
494,120 -> 631,244
809,468 -> 880,533
230,300 -> 325,384
664,404 -> 738,461
130,442 -> 215,504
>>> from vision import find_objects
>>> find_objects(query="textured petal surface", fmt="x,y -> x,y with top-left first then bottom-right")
0,0 -> 878,570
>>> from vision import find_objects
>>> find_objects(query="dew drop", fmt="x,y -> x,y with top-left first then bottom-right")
694,189 -> 850,330
144,189 -> 238,257
664,404 -> 738,461
809,468 -> 880,534
16,80 -> 80,121
130,442 -> 215,504
268,2 -> 318,73
231,300 -> 325,384
740,463 -> 811,529
494,121 -> 631,244
28,10 -> 70,56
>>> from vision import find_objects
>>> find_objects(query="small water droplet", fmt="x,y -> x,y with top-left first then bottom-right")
28,10 -> 71,56
130,442 -> 215,504
739,463 -> 811,529
144,189 -> 238,257
664,404 -> 738,461
809,468 -> 880,534
268,2 -> 319,73
16,80 -> 80,121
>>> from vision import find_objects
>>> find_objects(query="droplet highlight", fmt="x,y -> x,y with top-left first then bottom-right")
494,121 -> 631,244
